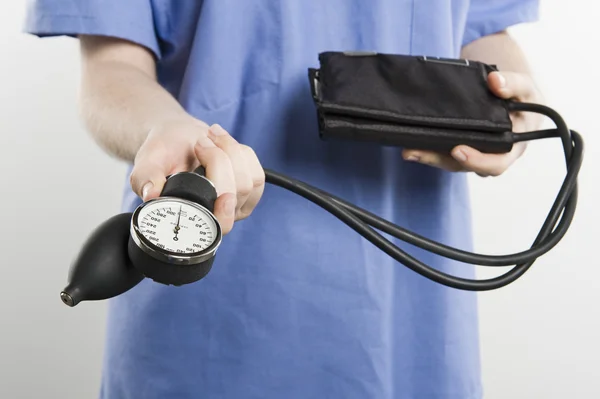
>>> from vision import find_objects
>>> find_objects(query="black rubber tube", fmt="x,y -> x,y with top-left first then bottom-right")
263,102 -> 583,291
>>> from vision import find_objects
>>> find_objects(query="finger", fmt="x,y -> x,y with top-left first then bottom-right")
130,145 -> 170,201
212,192 -> 237,235
450,145 -> 521,177
194,138 -> 237,234
487,71 -> 536,101
207,124 -> 254,215
130,162 -> 168,201
402,149 -> 466,172
238,145 -> 266,219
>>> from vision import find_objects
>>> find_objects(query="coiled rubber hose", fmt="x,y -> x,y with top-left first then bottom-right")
262,102 -> 584,291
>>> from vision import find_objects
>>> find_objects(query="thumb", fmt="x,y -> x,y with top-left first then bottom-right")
129,161 -> 168,202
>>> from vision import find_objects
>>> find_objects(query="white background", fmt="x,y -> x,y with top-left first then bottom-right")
1,1 -> 598,398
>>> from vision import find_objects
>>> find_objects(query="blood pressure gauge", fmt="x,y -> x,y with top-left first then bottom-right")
128,168 -> 222,286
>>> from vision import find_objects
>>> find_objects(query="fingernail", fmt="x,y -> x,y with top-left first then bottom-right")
406,154 -> 420,162
453,149 -> 468,162
142,182 -> 153,200
210,124 -> 227,136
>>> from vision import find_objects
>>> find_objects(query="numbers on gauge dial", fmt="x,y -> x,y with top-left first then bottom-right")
137,200 -> 217,254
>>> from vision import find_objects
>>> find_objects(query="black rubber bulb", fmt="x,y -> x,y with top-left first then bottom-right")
60,212 -> 145,307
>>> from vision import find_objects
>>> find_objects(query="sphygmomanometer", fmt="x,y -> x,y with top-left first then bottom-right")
59,51 -> 583,307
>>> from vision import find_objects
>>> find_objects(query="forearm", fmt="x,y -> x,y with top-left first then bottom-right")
78,36 -> 205,162
460,30 -> 533,76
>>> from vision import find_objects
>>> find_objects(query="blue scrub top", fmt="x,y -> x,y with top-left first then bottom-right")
26,1 -> 538,398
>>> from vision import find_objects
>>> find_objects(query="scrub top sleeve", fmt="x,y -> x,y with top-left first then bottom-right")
23,0 -> 162,59
462,0 -> 540,47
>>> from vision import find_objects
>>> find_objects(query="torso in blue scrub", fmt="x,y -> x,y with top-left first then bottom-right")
26,0 -> 538,397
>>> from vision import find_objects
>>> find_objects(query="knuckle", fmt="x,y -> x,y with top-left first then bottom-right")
238,178 -> 254,197
194,139 -> 220,159
210,124 -> 230,135
129,171 -> 138,190
203,145 -> 229,164
251,166 -> 266,187
216,135 -> 237,150
253,173 -> 266,188
193,140 -> 205,152
240,144 -> 256,156
209,125 -> 237,144
238,186 -> 252,199
195,134 -> 215,149
129,168 -> 144,190
241,144 -> 262,164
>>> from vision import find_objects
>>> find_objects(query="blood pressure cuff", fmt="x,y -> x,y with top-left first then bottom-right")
308,51 -> 515,153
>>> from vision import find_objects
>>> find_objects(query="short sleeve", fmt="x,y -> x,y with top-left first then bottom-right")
462,0 -> 540,47
23,0 -> 162,59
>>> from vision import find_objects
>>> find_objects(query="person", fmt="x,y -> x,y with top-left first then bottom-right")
25,1 -> 543,398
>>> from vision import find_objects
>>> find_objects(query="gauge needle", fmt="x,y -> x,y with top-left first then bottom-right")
173,205 -> 182,239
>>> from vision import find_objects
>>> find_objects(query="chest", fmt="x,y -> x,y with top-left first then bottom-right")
151,0 -> 472,114
151,0 -> 471,58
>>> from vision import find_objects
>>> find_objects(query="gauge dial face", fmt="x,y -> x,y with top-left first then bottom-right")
135,198 -> 219,255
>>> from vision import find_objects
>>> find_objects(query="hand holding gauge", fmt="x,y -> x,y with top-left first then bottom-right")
129,167 -> 223,287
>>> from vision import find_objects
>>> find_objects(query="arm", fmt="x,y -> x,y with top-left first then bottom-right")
461,30 -> 533,75
77,35 -> 264,234
25,2 -> 265,231
78,35 -> 207,162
